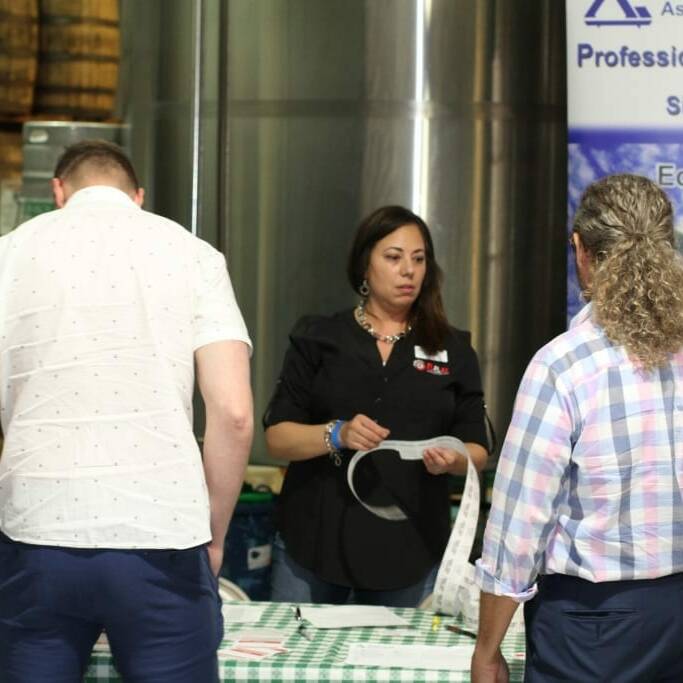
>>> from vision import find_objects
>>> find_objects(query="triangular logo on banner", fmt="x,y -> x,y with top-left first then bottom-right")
584,0 -> 652,27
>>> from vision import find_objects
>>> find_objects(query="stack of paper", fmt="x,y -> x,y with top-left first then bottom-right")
92,631 -> 110,652
221,604 -> 267,624
345,643 -> 474,670
299,605 -> 409,629
219,629 -> 287,661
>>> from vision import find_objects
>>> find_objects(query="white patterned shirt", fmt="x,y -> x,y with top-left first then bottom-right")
0,186 -> 251,549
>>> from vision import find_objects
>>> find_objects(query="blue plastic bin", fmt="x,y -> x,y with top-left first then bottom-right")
220,492 -> 275,601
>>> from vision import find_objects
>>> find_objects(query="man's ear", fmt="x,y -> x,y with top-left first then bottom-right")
133,187 -> 145,207
52,178 -> 66,208
574,232 -> 596,292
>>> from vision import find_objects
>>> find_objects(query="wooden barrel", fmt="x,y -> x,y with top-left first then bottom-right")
0,1 -> 39,118
0,126 -> 23,181
35,0 -> 120,120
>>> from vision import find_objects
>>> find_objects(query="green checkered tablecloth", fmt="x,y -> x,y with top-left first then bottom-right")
84,601 -> 526,682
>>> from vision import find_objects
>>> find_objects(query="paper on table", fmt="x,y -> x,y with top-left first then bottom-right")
299,605 -> 408,629
218,627 -> 287,661
363,628 -> 417,638
92,632 -> 110,652
228,628 -> 285,642
221,604 -> 266,623
345,643 -> 474,671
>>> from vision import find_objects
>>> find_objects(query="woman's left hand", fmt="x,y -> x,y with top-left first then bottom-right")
422,447 -> 465,475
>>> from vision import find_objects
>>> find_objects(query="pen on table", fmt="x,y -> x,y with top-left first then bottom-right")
445,623 -> 477,639
431,615 -> 441,632
293,605 -> 314,641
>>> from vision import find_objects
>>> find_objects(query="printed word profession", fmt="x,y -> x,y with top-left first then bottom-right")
577,44 -> 683,68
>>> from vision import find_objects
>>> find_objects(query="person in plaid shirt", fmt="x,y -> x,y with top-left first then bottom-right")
471,174 -> 683,682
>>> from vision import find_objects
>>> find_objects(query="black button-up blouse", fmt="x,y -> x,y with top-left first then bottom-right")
263,309 -> 488,590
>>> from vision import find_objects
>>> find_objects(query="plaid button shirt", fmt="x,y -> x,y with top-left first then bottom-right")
476,304 -> 683,601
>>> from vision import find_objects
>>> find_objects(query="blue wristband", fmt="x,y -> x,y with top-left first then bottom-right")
330,420 -> 345,450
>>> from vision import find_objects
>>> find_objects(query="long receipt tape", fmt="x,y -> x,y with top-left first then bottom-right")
348,436 -> 523,631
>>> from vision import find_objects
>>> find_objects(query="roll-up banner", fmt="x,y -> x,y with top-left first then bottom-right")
566,0 -> 683,320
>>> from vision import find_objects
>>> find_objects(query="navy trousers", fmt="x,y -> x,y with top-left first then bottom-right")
0,532 -> 223,683
524,572 -> 683,682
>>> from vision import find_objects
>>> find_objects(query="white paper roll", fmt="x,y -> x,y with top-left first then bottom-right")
346,436 -> 479,617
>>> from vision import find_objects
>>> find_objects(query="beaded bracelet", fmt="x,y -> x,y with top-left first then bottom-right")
323,419 -> 343,467
323,420 -> 335,451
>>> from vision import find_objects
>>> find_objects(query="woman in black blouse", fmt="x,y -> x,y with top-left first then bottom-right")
264,205 -> 489,607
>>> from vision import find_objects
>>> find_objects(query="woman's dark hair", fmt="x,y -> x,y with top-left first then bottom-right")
347,205 -> 449,354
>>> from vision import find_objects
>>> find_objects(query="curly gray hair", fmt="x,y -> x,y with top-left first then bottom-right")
573,173 -> 683,370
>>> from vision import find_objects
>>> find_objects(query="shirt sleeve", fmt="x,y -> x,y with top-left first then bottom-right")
475,359 -> 573,602
450,339 -> 488,449
192,243 -> 252,353
262,316 -> 322,427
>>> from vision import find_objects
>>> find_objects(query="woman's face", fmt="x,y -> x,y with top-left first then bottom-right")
365,223 -> 427,313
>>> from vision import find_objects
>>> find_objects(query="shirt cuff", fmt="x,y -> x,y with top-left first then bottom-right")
193,331 -> 253,356
474,558 -> 538,603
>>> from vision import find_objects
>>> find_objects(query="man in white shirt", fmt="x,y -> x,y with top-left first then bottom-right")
0,140 -> 254,682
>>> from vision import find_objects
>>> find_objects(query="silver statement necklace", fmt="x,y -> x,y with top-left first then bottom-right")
354,301 -> 412,344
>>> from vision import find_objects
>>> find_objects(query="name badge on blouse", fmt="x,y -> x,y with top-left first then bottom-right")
413,346 -> 449,375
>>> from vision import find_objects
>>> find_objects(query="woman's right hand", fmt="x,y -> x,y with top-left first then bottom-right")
339,414 -> 389,451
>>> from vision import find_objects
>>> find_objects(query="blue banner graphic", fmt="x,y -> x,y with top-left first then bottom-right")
566,0 -> 683,320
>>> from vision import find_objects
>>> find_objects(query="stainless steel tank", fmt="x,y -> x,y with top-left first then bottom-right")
222,0 -> 567,461
117,0 -> 567,460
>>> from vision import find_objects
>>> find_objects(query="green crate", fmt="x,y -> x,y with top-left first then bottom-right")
17,197 -> 55,224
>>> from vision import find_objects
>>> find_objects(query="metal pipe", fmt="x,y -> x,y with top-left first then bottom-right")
216,0 -> 230,254
410,0 -> 427,216
189,0 -> 204,237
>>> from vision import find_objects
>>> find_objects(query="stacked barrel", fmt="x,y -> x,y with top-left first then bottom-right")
0,1 -> 38,185
0,0 -> 39,118
0,0 -> 120,199
36,0 -> 120,120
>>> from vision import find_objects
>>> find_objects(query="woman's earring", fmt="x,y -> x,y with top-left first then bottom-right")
359,279 -> 370,297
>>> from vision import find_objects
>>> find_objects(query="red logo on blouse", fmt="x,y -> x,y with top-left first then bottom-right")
413,359 -> 450,376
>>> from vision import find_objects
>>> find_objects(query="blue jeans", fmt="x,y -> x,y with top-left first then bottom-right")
0,532 -> 222,683
270,533 -> 437,607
